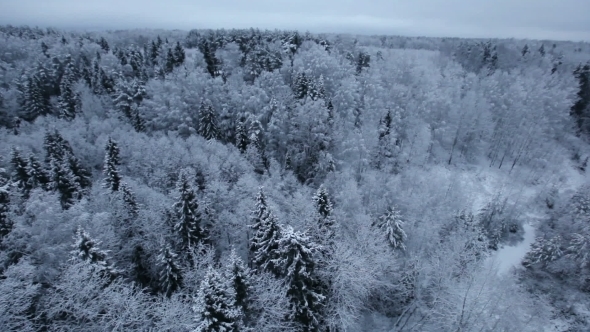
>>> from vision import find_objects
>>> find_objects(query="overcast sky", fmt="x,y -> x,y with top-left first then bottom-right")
1,0 -> 589,41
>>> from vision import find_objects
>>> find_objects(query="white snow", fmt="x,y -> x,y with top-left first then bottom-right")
490,223 -> 536,275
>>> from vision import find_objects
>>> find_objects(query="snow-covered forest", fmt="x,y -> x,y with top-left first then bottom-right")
1,25 -> 590,331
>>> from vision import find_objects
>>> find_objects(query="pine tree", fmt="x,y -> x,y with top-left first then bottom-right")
198,102 -> 219,140
165,48 -> 175,74
26,154 -> 50,191
103,137 -> 122,192
0,175 -> 12,240
249,188 -> 282,276
98,37 -> 110,52
49,158 -> 80,210
293,72 -> 309,100
235,118 -> 250,153
193,266 -> 241,332
58,56 -> 79,120
66,153 -> 92,190
21,75 -> 50,121
131,245 -> 152,288
43,130 -> 72,162
173,41 -> 186,66
173,173 -> 206,251
312,186 -> 335,246
10,148 -> 30,195
571,63 -> 590,136
272,227 -> 324,331
523,236 -> 563,268
224,249 -> 252,320
121,182 -> 139,219
71,226 -> 116,277
157,243 -> 183,297
375,206 -> 407,251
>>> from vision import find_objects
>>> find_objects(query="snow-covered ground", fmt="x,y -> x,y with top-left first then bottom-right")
490,223 -> 536,275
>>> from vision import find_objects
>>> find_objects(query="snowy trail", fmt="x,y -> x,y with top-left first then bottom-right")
491,223 -> 536,275
486,212 -> 542,275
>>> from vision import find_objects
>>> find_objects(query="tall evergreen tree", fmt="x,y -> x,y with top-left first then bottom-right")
10,148 -> 30,195
0,173 -> 12,240
571,63 -> 590,136
193,266 -> 241,332
120,182 -> 139,220
157,243 -> 183,297
58,56 -> 79,120
26,154 -> 50,191
312,186 -> 336,247
130,245 -> 152,288
49,158 -> 80,210
173,172 -> 206,251
173,41 -> 186,66
249,189 -> 284,275
224,249 -> 252,321
103,137 -> 122,192
374,206 -> 407,251
198,101 -> 220,141
71,226 -> 117,277
273,227 -> 324,331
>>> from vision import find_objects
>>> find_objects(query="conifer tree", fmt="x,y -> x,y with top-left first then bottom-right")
249,188 -> 282,276
131,245 -> 152,288
375,206 -> 407,251
157,243 -> 183,297
10,148 -> 30,194
173,173 -> 206,251
71,226 -> 116,277
21,75 -> 50,121
98,37 -> 110,52
224,249 -> 252,320
0,175 -> 12,240
173,41 -> 186,66
58,56 -> 79,120
571,62 -> 590,135
198,101 -> 219,141
193,266 -> 241,332
49,158 -> 80,210
103,137 -> 122,192
26,154 -> 50,191
293,72 -> 309,100
273,227 -> 324,331
235,118 -> 250,153
312,186 -> 336,247
121,182 -> 139,219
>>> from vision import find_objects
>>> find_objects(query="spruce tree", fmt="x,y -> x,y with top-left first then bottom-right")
58,58 -> 79,120
103,137 -> 122,192
0,176 -> 12,240
26,154 -> 50,191
274,227 -> 324,331
571,63 -> 590,136
235,118 -> 250,153
71,226 -> 116,277
10,148 -> 30,195
173,173 -> 206,251
249,189 -> 287,273
198,102 -> 219,141
312,186 -> 336,248
121,182 -> 139,219
250,209 -> 282,276
375,206 -> 407,251
131,245 -> 152,288
49,158 -> 80,210
224,249 -> 252,321
193,266 -> 241,332
157,243 -> 183,297
173,41 -> 186,66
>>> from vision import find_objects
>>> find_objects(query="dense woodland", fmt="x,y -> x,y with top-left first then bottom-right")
1,25 -> 590,331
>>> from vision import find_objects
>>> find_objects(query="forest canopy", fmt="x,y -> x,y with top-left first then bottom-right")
1,25 -> 590,331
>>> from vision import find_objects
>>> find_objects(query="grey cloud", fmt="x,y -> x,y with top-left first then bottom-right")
0,0 -> 589,41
